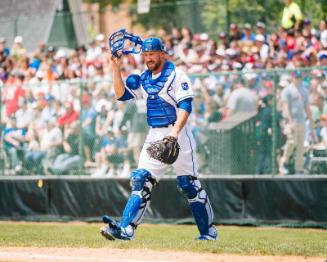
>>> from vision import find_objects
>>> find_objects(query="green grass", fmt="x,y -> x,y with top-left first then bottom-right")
0,222 -> 326,257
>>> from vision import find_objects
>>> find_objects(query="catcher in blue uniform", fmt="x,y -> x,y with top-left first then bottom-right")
100,30 -> 217,241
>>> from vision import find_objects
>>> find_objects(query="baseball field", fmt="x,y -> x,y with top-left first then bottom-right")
0,222 -> 326,262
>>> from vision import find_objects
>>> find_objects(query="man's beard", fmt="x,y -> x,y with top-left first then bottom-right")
146,59 -> 162,72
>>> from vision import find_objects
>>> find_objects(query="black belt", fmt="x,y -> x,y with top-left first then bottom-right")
152,123 -> 175,128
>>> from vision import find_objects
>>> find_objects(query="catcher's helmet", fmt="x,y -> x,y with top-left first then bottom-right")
141,37 -> 164,52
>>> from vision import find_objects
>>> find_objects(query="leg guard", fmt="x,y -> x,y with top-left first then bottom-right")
177,175 -> 217,240
119,168 -> 156,229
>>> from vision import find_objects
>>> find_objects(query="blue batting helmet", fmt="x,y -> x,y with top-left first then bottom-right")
141,37 -> 164,52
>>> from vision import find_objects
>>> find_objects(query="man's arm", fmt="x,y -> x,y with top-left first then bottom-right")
169,109 -> 190,138
110,56 -> 125,99
169,98 -> 193,138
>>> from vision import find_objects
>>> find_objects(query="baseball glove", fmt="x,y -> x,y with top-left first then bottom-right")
146,136 -> 180,164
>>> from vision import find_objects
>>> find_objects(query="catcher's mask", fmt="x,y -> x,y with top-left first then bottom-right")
108,29 -> 143,58
141,37 -> 165,53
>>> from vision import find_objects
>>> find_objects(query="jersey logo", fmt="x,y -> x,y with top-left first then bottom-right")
181,82 -> 189,90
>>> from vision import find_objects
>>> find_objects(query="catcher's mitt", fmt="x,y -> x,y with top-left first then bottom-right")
146,136 -> 180,164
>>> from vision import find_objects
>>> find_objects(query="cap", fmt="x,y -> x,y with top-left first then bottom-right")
244,23 -> 251,30
219,32 -> 226,38
256,21 -> 266,28
36,70 -> 44,79
303,18 -> 311,25
230,23 -> 237,29
45,94 -> 54,102
279,80 -> 289,88
65,101 -> 74,108
14,36 -> 23,44
0,37 -> 5,43
255,34 -> 265,42
141,37 -> 164,52
96,34 -> 105,41
292,70 -> 302,78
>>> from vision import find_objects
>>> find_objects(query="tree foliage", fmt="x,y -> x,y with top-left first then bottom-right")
84,0 -> 326,33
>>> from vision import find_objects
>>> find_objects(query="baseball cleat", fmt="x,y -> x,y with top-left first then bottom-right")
195,234 -> 217,240
100,215 -> 132,241
196,226 -> 218,240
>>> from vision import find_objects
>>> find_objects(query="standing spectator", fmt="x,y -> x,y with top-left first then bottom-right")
256,95 -> 282,174
255,34 -> 270,63
81,94 -> 97,167
10,36 -> 26,60
281,0 -> 303,31
241,24 -> 256,42
256,22 -> 267,40
229,24 -> 242,42
279,70 -> 314,174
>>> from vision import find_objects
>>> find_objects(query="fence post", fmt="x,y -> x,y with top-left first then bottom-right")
78,79 -> 84,175
0,81 -> 3,176
272,70 -> 278,175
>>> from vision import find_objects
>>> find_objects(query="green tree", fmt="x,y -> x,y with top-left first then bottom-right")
129,0 -> 180,30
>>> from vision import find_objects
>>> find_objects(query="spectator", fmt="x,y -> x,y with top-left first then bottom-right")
57,101 -> 79,127
39,94 -> 57,128
279,70 -> 314,174
10,36 -> 26,60
2,116 -> 26,172
15,98 -> 34,130
48,121 -> 82,175
81,94 -> 97,167
256,95 -> 282,174
225,78 -> 258,118
39,117 -> 63,174
281,0 -> 303,31
229,23 -> 242,42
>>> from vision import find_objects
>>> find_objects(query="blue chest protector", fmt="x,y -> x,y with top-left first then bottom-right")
141,61 -> 177,128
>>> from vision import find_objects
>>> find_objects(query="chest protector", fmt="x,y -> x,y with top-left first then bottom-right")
141,61 -> 177,128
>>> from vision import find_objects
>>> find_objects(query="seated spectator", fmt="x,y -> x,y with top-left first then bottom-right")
48,121 -> 82,175
2,116 -> 26,172
23,127 -> 46,175
57,101 -> 79,127
39,117 -> 63,174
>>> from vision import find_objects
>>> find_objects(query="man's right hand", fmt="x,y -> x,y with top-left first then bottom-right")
110,55 -> 123,70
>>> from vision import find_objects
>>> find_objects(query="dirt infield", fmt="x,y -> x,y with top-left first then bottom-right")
0,247 -> 325,262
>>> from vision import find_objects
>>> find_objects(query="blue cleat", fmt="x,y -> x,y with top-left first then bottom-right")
195,226 -> 218,241
100,215 -> 133,241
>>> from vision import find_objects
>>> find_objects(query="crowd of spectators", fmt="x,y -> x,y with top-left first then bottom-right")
0,1 -> 326,175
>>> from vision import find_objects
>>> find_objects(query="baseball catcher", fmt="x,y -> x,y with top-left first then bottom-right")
100,29 -> 217,241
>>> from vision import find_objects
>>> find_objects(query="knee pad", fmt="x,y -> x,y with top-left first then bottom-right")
177,175 -> 201,199
177,175 -> 214,236
120,169 -> 155,228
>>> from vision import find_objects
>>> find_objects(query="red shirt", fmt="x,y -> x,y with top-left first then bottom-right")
57,110 -> 79,126
5,85 -> 25,116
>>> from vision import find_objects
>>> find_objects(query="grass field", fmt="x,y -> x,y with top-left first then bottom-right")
0,222 -> 326,258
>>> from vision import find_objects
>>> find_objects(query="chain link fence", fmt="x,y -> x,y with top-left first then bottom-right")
0,66 -> 326,176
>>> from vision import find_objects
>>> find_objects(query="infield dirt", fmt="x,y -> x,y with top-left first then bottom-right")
0,247 -> 324,262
